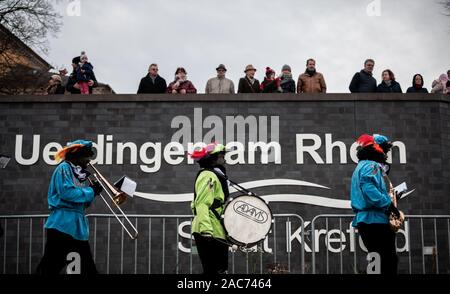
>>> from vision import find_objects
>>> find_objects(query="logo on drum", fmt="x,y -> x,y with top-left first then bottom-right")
233,201 -> 269,224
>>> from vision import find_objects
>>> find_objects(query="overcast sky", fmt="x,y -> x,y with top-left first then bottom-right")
47,0 -> 449,94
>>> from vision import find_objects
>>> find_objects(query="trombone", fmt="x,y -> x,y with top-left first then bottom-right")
88,162 -> 139,240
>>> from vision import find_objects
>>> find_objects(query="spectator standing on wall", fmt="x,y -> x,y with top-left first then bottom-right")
167,67 -> 197,94
447,70 -> 450,93
431,74 -> 449,94
46,75 -> 66,95
66,54 -> 98,94
297,59 -> 327,93
205,64 -> 235,94
137,64 -> 167,94
260,67 -> 282,93
406,74 -> 428,93
349,59 -> 377,93
377,69 -> 402,93
76,52 -> 96,95
238,65 -> 261,93
279,64 -> 296,93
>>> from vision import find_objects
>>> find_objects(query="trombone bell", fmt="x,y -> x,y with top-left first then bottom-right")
113,191 -> 127,206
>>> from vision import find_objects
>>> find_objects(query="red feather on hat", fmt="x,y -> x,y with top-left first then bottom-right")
54,144 -> 84,162
188,147 -> 208,160
356,134 -> 384,154
356,134 -> 375,148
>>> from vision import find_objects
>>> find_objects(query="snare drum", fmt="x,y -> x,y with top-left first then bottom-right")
222,195 -> 273,248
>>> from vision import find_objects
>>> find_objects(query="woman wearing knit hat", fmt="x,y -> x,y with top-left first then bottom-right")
279,64 -> 296,93
36,140 -> 102,275
260,67 -> 282,93
189,143 -> 230,274
76,52 -> 96,95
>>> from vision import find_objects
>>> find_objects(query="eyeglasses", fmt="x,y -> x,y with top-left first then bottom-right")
151,68 -> 159,71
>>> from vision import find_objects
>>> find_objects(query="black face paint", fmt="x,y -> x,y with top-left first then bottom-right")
356,146 -> 386,163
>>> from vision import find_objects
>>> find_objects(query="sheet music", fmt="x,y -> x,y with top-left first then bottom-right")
394,182 -> 408,194
115,176 -> 137,197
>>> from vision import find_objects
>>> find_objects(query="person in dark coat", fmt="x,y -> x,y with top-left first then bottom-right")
377,69 -> 402,93
279,64 -> 296,93
137,63 -> 167,94
406,74 -> 429,93
46,75 -> 66,95
260,67 -> 282,93
349,59 -> 377,93
238,64 -> 261,93
66,55 -> 98,95
76,53 -> 95,95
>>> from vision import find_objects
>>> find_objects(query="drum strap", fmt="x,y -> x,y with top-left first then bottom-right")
193,168 -> 229,221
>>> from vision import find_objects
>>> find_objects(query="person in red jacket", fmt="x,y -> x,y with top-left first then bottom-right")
260,67 -> 282,93
167,67 -> 197,94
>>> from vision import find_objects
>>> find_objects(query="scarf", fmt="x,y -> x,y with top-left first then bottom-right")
280,73 -> 293,85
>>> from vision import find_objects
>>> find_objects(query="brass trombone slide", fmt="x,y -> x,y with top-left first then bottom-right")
88,163 -> 139,239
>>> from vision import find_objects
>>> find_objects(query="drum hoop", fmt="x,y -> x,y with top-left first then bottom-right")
223,193 -> 273,248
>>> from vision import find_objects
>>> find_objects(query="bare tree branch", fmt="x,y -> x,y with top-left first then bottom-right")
0,0 -> 62,95
440,0 -> 450,16
0,0 -> 62,54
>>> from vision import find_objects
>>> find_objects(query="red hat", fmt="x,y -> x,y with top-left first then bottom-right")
356,134 -> 384,154
265,67 -> 275,76
188,143 -> 227,161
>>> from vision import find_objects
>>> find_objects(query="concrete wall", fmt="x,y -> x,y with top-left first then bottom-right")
0,93 -> 449,273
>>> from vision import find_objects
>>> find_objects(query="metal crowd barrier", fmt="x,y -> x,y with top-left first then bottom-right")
0,214 -> 304,274
311,214 -> 450,274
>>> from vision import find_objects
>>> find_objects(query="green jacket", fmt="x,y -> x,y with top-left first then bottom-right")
191,170 -> 226,240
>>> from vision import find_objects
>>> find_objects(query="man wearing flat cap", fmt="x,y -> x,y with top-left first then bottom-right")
205,64 -> 235,94
238,64 -> 261,93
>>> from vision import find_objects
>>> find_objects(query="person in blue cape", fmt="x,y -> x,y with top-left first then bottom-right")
36,140 -> 102,275
351,134 -> 404,274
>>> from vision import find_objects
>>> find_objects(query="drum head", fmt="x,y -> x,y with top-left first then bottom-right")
223,195 -> 273,247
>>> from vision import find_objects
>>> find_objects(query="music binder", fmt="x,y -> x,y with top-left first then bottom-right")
114,176 -> 137,197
